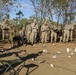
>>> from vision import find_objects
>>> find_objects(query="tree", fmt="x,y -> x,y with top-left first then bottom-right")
5,14 -> 10,19
30,0 -> 76,25
16,11 -> 24,24
20,18 -> 28,26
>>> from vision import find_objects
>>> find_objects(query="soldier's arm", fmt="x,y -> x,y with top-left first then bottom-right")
41,26 -> 47,32
32,26 -> 36,29
43,19 -> 47,25
50,25 -> 53,30
0,22 -> 4,26
41,26 -> 43,31
31,23 -> 35,29
71,25 -> 74,30
36,24 -> 38,30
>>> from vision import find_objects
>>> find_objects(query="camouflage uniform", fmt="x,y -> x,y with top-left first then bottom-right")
19,27 -> 25,45
50,24 -> 57,43
26,24 -> 32,43
9,27 -> 14,46
0,22 -> 8,40
69,24 -> 74,41
57,25 -> 63,42
31,20 -> 38,44
63,23 -> 71,42
41,24 -> 49,43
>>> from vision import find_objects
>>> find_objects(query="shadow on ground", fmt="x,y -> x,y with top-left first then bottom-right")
0,51 -> 43,75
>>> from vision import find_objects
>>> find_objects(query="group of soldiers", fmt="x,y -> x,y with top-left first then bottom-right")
0,19 -> 75,47
19,19 -> 74,46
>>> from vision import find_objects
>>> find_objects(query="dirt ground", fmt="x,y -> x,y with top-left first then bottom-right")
0,41 -> 76,75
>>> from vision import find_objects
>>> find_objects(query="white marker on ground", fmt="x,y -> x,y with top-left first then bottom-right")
75,48 -> 76,52
57,51 -> 61,54
50,64 -> 54,67
53,43 -> 55,45
32,58 -> 34,61
68,56 -> 71,58
52,55 -> 57,58
43,49 -> 48,52
71,53 -> 73,55
66,48 -> 70,53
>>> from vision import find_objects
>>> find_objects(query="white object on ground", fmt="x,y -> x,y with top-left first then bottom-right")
1,50 -> 4,51
32,58 -> 34,61
68,56 -> 71,58
39,61 -> 42,63
75,48 -> 76,52
50,64 -> 54,67
43,49 -> 47,52
66,48 -> 70,53
57,51 -> 61,54
71,53 -> 73,55
53,43 -> 55,45
39,60 -> 45,63
52,55 -> 57,58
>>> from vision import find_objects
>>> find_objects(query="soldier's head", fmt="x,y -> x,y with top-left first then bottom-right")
4,19 -> 8,24
51,22 -> 54,25
67,22 -> 71,25
34,19 -> 36,23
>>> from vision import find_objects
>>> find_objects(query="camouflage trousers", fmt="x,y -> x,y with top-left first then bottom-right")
51,31 -> 57,43
70,31 -> 73,41
30,31 -> 37,44
26,31 -> 31,42
63,30 -> 70,42
41,31 -> 48,43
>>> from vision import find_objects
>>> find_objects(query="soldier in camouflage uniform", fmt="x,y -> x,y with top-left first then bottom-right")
31,19 -> 38,45
50,22 -> 57,43
69,22 -> 74,41
63,22 -> 71,43
0,19 -> 8,40
26,22 -> 32,43
57,25 -> 63,42
9,26 -> 14,47
19,27 -> 25,45
41,19 -> 49,44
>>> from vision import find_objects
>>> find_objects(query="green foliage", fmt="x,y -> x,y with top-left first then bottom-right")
1,0 -> 10,4
5,14 -> 10,19
20,18 -> 28,26
16,11 -> 24,16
